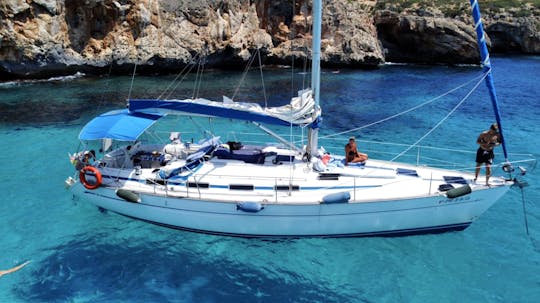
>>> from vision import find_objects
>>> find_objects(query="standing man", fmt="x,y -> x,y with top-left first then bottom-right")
474,123 -> 501,186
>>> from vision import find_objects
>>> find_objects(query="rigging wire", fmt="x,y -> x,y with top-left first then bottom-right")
232,51 -> 258,101
127,63 -> 138,103
156,14 -> 205,100
257,49 -> 268,108
193,54 -> 206,99
95,62 -> 115,115
389,72 -> 488,162
127,2 -> 151,104
319,72 -> 488,140
188,116 -> 214,138
304,70 -> 491,182
160,54 -> 200,100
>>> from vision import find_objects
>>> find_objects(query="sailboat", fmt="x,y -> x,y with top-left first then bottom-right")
65,0 -> 532,237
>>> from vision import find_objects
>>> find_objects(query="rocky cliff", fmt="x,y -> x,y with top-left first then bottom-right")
1,0 -> 538,79
375,0 -> 540,64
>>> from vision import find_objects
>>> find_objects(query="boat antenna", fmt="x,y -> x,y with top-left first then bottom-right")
469,0 -> 508,161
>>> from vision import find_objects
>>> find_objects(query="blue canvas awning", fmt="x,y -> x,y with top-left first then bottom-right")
79,109 -> 164,141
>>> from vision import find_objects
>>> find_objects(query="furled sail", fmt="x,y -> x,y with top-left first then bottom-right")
128,89 -> 319,127
469,0 -> 508,160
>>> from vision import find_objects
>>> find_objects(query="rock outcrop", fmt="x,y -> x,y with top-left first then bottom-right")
374,1 -> 540,64
0,0 -> 538,79
375,10 -> 481,64
0,0 -> 276,78
262,0 -> 383,67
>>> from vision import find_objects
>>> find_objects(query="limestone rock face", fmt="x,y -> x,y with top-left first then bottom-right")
373,2 -> 540,64
0,0 -> 276,78
0,0 -> 538,79
375,10 -> 481,64
486,19 -> 540,53
262,0 -> 383,67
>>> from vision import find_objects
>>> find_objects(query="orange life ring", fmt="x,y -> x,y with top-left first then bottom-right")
79,166 -> 102,190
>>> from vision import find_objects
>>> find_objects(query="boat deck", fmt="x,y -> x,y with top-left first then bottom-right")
93,154 -> 506,205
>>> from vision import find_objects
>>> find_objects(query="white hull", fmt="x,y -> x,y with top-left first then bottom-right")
64,0 -> 527,238
69,158 -> 512,237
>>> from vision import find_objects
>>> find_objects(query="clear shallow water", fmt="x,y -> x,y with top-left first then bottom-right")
0,56 -> 539,302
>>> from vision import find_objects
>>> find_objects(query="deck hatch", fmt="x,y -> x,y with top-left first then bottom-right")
318,173 -> 340,180
396,168 -> 419,177
443,176 -> 468,184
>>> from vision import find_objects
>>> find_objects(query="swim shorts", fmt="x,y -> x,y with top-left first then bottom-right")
476,147 -> 494,164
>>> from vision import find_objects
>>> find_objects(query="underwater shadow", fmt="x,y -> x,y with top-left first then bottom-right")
13,233 -> 356,303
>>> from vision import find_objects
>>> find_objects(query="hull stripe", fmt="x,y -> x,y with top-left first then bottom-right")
115,212 -> 471,238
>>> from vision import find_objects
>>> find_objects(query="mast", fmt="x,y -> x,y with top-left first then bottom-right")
469,0 -> 509,160
306,0 -> 322,158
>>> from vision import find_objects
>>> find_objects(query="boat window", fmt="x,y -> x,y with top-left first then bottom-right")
229,184 -> 255,191
187,182 -> 209,188
274,185 -> 300,191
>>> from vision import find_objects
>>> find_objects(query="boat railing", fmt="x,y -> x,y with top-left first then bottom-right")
215,130 -> 536,173
133,130 -> 535,202
140,157 -> 536,204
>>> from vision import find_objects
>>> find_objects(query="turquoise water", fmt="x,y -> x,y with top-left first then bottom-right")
1,56 -> 539,302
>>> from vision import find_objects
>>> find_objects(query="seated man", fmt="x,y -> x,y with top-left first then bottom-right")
345,136 -> 368,165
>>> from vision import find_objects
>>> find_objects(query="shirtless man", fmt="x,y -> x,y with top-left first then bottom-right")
0,261 -> 30,278
345,136 -> 368,165
474,123 -> 501,185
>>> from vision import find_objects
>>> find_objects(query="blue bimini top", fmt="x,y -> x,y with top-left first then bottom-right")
79,109 -> 164,141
